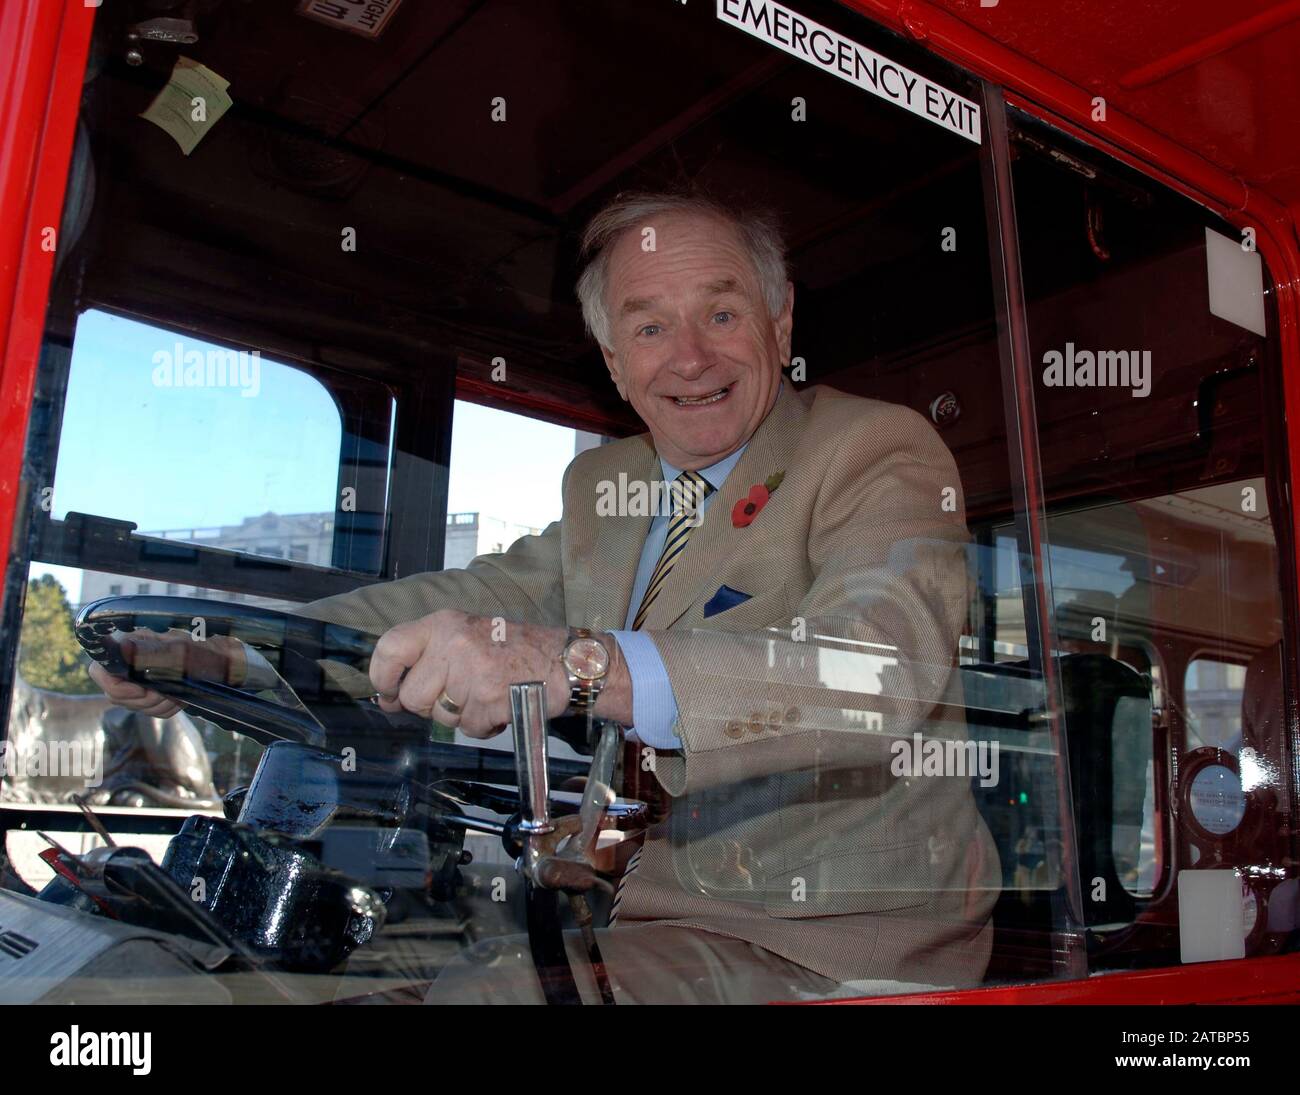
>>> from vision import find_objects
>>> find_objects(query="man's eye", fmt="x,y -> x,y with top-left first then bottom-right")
712,311 -> 734,324
638,324 -> 662,337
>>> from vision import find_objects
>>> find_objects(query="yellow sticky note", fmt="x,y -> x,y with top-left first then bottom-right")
140,56 -> 233,156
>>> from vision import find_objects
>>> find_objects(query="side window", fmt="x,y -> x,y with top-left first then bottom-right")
26,308 -> 398,612
443,399 -> 584,569
51,309 -> 348,582
442,399 -> 601,792
1010,111 -> 1295,965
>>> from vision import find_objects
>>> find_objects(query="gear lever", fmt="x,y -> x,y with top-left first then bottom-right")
509,681 -> 617,1005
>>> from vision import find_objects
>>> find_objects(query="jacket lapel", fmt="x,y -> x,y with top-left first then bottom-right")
638,384 -> 808,632
580,435 -> 658,632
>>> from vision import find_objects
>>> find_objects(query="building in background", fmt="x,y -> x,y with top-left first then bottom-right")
77,510 -> 541,609
443,513 -> 543,569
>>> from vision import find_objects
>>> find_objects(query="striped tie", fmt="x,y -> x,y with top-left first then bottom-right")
610,470 -> 712,926
607,844 -> 641,927
630,470 -> 713,630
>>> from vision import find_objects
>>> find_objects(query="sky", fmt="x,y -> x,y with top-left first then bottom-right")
32,309 -> 578,602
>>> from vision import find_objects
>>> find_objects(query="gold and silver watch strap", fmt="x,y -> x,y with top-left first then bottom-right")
563,627 -> 608,716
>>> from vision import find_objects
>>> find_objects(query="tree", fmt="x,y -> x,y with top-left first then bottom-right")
18,575 -> 97,694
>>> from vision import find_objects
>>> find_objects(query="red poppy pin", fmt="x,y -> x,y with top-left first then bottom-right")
732,471 -> 785,528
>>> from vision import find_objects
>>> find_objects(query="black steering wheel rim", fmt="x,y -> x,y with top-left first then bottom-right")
75,595 -> 382,748
75,595 -> 600,762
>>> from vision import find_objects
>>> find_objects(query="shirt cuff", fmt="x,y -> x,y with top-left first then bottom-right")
607,630 -> 682,750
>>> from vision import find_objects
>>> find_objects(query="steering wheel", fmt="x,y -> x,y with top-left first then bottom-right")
75,595 -> 645,1002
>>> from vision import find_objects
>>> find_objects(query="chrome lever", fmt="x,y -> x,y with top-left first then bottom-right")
509,680 -> 554,835
508,682 -> 623,895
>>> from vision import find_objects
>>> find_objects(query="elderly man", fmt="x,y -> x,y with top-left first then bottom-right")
93,190 -> 1000,1004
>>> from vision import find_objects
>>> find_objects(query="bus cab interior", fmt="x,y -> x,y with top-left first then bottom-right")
2,0 -> 1296,1001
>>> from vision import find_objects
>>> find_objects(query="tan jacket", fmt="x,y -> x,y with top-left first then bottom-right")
301,383 -> 1001,987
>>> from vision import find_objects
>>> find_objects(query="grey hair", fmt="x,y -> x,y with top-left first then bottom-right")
575,189 -> 789,350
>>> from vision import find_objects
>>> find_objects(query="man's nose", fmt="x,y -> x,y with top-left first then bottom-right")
668,326 -> 713,379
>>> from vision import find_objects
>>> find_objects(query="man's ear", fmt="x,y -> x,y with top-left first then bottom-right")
601,344 -> 629,401
775,281 -> 795,365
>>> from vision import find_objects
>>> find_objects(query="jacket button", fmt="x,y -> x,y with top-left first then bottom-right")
724,720 -> 744,739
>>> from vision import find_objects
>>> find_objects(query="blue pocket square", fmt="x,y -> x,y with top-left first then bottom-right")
704,585 -> 753,618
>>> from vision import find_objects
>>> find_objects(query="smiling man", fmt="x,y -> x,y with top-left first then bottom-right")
93,189 -> 1000,1003
594,215 -> 788,470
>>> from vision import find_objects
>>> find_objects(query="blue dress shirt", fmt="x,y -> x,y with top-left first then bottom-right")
608,443 -> 748,750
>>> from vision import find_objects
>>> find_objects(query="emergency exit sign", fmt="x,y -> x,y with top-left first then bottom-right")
297,0 -> 403,40
717,0 -> 981,143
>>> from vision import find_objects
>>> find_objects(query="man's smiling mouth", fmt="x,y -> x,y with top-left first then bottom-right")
671,385 -> 731,406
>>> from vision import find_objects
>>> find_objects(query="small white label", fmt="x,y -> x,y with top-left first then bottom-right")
1178,869 -> 1247,964
717,0 -> 980,143
1205,226 -> 1267,336
298,0 -> 403,39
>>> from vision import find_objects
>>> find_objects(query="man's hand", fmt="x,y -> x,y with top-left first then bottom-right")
87,630 -> 249,719
369,609 -> 632,737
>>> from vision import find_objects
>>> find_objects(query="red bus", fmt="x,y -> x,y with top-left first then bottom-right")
0,0 -> 1297,1006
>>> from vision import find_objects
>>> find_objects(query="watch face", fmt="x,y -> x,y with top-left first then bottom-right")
565,636 -> 609,681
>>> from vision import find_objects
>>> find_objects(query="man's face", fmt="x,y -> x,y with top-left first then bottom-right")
599,212 -> 793,470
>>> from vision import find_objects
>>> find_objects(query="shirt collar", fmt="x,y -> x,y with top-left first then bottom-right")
658,442 -> 747,494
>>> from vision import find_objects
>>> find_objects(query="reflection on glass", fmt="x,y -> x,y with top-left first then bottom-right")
1185,658 -> 1246,754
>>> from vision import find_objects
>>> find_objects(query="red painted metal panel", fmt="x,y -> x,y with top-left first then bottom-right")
0,0 -> 95,597
817,952 -> 1300,1005
848,0 -> 1300,212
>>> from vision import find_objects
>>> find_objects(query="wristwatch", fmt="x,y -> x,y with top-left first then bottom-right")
561,628 -> 611,717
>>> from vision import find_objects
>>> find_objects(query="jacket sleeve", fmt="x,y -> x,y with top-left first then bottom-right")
285,480 -> 570,698
296,517 -> 567,636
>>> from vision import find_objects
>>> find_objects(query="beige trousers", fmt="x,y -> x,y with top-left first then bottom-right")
423,922 -> 841,1005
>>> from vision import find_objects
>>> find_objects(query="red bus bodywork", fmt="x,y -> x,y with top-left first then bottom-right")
2,0 -> 1298,1004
